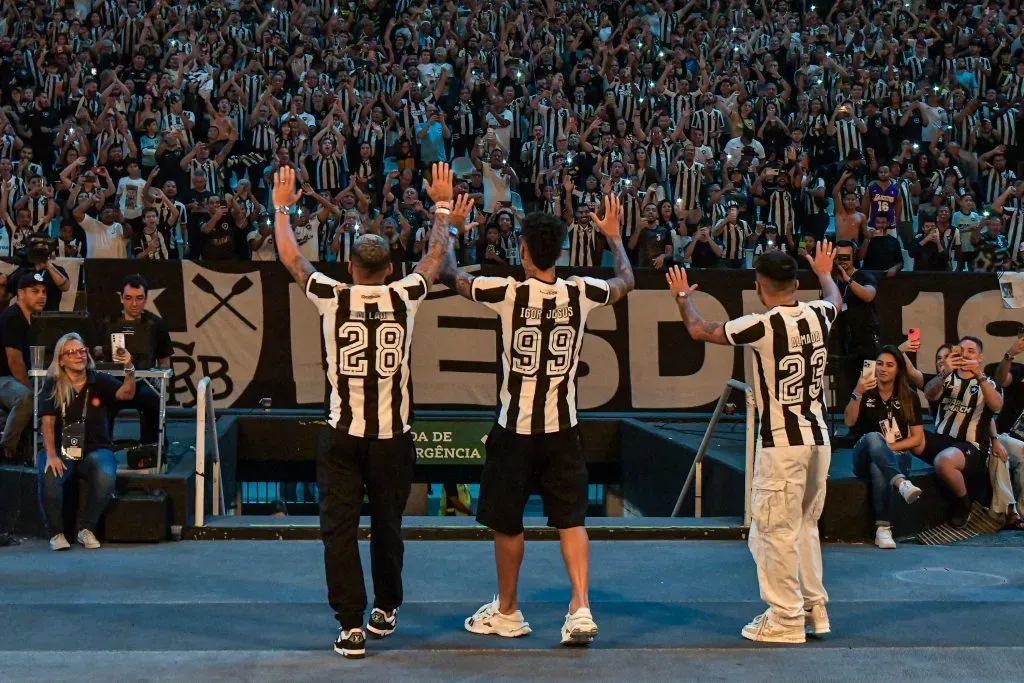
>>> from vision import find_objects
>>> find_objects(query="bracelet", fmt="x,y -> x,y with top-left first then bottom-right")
124,365 -> 136,375
434,201 -> 453,211
273,206 -> 292,215
850,391 -> 861,402
435,208 -> 451,216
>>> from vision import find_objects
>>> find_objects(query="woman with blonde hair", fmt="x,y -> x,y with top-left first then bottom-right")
37,333 -> 136,551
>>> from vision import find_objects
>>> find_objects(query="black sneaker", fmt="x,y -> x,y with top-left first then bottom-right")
951,498 -> 972,528
334,628 -> 366,658
366,607 -> 397,638
0,532 -> 21,547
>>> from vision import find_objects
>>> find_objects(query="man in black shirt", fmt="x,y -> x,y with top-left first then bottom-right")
858,214 -> 904,274
833,240 -> 881,405
0,272 -> 47,460
93,275 -> 171,447
4,251 -> 71,312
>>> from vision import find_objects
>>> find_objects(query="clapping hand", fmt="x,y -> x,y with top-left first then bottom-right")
592,192 -> 623,241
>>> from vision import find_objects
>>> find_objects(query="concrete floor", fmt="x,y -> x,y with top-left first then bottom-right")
2,539 -> 1024,682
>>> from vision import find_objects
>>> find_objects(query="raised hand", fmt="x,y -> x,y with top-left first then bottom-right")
805,239 -> 836,276
665,265 -> 698,297
272,166 -> 302,209
592,192 -> 622,240
450,193 -> 476,233
423,162 -> 454,203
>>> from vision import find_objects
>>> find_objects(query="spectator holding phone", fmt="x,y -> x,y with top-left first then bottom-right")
845,346 -> 926,549
921,337 -> 1003,527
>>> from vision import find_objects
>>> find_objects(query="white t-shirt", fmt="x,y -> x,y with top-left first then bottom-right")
117,177 -> 147,220
248,229 -> 277,261
80,214 -> 126,258
294,217 -> 319,262
952,211 -> 982,253
481,163 -> 513,213
671,232 -> 692,263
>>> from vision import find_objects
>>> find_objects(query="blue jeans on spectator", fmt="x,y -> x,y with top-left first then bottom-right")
36,449 -> 117,537
852,433 -> 912,526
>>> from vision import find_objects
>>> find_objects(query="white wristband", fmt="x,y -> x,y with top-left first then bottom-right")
435,208 -> 451,216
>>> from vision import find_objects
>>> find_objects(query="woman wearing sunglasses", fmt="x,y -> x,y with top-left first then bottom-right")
37,333 -> 135,551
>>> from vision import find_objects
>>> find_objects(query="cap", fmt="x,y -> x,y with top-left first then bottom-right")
846,149 -> 864,160
16,270 -> 46,290
755,250 -> 798,282
725,199 -> 741,210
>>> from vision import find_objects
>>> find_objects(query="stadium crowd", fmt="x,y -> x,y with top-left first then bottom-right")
0,0 -> 1022,273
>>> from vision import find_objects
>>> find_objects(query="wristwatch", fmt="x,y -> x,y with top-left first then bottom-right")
676,291 -> 688,299
124,365 -> 136,376
1005,353 -> 1014,362
850,391 -> 861,402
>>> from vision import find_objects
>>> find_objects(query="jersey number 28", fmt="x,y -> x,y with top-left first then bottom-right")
338,321 -> 406,378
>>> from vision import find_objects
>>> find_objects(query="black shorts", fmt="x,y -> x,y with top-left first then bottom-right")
475,424 -> 588,535
918,431 -> 985,472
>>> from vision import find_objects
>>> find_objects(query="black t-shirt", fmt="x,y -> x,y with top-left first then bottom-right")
0,304 -> 32,377
40,371 -> 122,453
637,225 -> 672,265
202,215 -> 236,260
838,268 -> 879,331
4,265 -> 69,311
861,234 -> 903,271
98,311 -> 172,369
997,363 -> 1024,435
853,388 -> 924,443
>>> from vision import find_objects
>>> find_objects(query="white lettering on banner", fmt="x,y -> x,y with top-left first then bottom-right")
411,294 -> 497,406
290,282 -> 326,405
578,305 -> 620,409
416,446 -> 483,459
958,290 -> 1024,359
628,289 -> 733,408
900,291 -> 945,409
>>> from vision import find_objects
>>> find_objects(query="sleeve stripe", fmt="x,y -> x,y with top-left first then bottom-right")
401,273 -> 428,301
307,277 -> 337,300
473,281 -> 509,304
584,282 -> 611,305
728,321 -> 766,346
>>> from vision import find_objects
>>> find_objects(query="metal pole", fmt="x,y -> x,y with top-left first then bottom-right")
671,386 -> 732,517
209,393 -> 224,515
156,371 -> 169,473
743,385 -> 756,527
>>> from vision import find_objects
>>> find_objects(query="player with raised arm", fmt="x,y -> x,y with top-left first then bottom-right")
439,194 -> 634,646
273,163 -> 473,658
665,243 -> 841,644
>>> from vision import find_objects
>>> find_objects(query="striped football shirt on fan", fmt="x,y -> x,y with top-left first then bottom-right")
934,373 -> 1000,449
471,276 -> 611,434
305,271 -> 428,438
724,301 -> 838,448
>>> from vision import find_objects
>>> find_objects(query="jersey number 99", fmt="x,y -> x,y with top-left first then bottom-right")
511,326 -> 576,377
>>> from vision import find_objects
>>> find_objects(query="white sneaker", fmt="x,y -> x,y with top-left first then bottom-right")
741,609 -> 806,644
49,534 -> 70,551
804,603 -> 831,636
874,526 -> 897,549
76,529 -> 101,549
464,598 -> 532,638
898,480 -> 922,504
560,607 -> 599,646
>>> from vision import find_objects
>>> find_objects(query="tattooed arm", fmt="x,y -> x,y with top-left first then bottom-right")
665,266 -> 730,345
272,167 -> 315,289
417,163 -> 475,289
413,208 -> 454,288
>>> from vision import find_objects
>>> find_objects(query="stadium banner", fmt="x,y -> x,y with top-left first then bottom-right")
411,420 -> 490,464
82,260 -> 1022,412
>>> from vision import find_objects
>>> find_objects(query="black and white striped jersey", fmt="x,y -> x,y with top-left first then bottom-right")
671,161 -> 703,210
724,301 -> 838,448
471,275 -> 611,434
1002,205 -> 1024,261
567,221 -> 599,267
933,373 -> 999,449
305,271 -> 429,438
832,119 -> 863,158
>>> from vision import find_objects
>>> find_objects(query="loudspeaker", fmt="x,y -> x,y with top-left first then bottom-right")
103,490 -> 169,542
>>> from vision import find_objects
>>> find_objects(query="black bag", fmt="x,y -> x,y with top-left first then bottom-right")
126,444 -> 159,470
102,490 -> 169,543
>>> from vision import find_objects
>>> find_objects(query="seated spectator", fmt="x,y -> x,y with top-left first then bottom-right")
844,346 -> 925,549
37,333 -> 136,551
920,337 -> 1003,528
0,272 -> 47,461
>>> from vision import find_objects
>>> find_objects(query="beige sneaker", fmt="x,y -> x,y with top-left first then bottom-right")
464,598 -> 532,637
49,534 -> 70,551
560,607 -> 599,646
804,603 -> 831,636
76,529 -> 101,549
741,608 -> 806,644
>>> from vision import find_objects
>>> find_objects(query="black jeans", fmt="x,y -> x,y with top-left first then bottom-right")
317,429 -> 415,630
109,381 -> 161,444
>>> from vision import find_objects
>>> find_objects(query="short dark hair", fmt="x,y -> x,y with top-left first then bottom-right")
754,250 -> 798,286
959,335 -> 983,351
520,212 -> 565,270
122,274 -> 149,294
351,234 -> 391,274
836,239 -> 858,251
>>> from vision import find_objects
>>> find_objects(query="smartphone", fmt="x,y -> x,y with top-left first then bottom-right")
111,333 -> 126,360
908,328 -> 920,343
861,359 -> 876,380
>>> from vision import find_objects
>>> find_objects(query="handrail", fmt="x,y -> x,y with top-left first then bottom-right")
671,379 -> 756,526
194,376 -> 225,527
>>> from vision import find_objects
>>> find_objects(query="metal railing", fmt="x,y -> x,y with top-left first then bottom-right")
194,376 -> 225,527
671,379 -> 756,526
